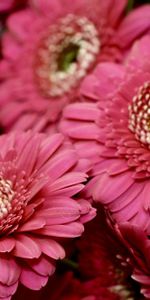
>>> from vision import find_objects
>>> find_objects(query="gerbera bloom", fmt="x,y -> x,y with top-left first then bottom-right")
14,207 -> 144,300
0,131 -> 95,300
76,207 -> 142,300
114,222 -> 150,299
60,35 -> 150,231
0,0 -> 26,12
0,1 -> 14,12
0,0 -> 150,132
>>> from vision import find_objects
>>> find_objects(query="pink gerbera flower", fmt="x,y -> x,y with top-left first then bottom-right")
13,207 -> 145,300
0,131 -> 95,300
60,35 -> 150,232
0,1 -> 14,12
0,0 -> 150,132
0,0 -> 26,12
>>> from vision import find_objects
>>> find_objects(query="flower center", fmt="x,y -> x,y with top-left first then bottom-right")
128,82 -> 150,145
35,14 -> 100,97
57,43 -> 80,72
0,178 -> 14,220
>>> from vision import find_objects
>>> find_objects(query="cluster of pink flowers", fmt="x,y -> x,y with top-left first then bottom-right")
0,0 -> 150,299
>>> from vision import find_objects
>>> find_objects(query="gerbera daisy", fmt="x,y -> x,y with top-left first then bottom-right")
60,35 -> 150,232
0,0 -> 150,132
14,207 -> 144,300
0,1 -> 14,12
0,131 -> 95,300
114,221 -> 150,299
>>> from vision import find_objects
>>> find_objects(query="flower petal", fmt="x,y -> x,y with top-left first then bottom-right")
27,257 -> 55,276
0,238 -> 15,253
32,238 -> 65,259
20,268 -> 48,290
0,257 -> 20,285
18,218 -> 46,232
118,5 -> 150,47
13,235 -> 41,259
36,222 -> 84,238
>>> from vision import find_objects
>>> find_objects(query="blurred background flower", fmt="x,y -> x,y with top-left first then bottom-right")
0,0 -> 150,133
0,0 -> 150,299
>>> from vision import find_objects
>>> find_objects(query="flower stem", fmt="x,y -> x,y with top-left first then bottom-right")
126,0 -> 134,13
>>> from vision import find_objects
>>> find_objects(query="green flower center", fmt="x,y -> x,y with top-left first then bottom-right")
58,43 -> 80,72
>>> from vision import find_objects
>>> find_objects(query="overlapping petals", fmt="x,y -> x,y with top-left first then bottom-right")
0,131 -> 95,299
0,0 -> 150,132
60,35 -> 150,232
16,207 -> 144,300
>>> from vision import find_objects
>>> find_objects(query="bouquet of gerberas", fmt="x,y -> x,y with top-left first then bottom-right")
0,0 -> 150,299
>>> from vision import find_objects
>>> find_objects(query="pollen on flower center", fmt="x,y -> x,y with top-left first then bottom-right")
0,178 -> 14,220
128,82 -> 150,145
35,14 -> 100,97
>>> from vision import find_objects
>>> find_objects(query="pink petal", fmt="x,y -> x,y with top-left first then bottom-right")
0,257 -> 20,285
0,281 -> 18,298
0,0 -> 14,11
18,218 -> 46,232
93,171 -> 134,204
20,268 -> 48,290
62,122 -> 100,140
28,176 -> 49,200
80,63 -> 124,101
36,222 -> 84,237
107,0 -> 127,27
7,9 -> 37,41
33,238 -> 65,259
30,0 -> 62,18
79,74 -> 100,101
36,134 -> 64,170
126,35 -> 150,70
13,235 -> 41,259
43,196 -> 81,209
49,172 -> 87,192
28,257 -> 55,276
118,5 -> 150,47
41,150 -> 77,180
0,238 -> 15,253
63,103 -> 100,121
2,33 -> 22,60
36,207 -> 81,225
16,135 -> 41,175
49,184 -> 85,197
